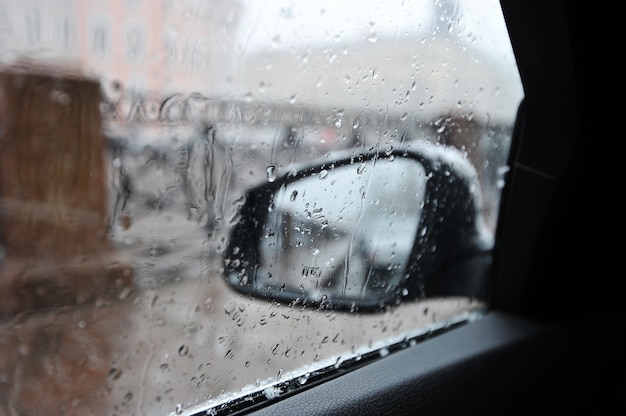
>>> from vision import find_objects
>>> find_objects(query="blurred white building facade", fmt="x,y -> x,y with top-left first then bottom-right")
0,0 -> 244,97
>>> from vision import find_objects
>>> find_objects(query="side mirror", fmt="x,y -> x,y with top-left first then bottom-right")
224,144 -> 493,313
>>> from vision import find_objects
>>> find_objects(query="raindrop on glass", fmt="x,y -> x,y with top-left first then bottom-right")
266,165 -> 277,182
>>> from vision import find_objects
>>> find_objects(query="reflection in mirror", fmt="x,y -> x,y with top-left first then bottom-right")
254,158 -> 426,306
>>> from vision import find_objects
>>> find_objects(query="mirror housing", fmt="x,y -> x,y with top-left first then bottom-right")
224,144 -> 493,312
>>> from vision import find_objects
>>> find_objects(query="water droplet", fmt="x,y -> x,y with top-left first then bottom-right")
319,169 -> 328,180
224,303 -> 236,315
264,385 -> 282,399
290,190 -> 298,201
118,286 -> 133,301
108,368 -> 123,381
175,403 -> 183,414
178,345 -> 189,357
49,89 -> 70,105
266,165 -> 277,182
233,196 -> 246,206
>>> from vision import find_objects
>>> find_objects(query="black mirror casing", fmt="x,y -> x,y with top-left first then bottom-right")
224,146 -> 492,312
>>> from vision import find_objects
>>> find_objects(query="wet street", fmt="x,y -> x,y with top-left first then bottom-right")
0,200 -> 484,416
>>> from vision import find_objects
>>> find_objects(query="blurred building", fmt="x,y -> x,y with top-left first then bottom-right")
0,0 -> 245,97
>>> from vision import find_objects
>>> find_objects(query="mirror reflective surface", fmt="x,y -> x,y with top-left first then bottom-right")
256,158 -> 426,305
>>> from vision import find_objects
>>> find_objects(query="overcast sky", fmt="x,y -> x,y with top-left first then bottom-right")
240,0 -> 516,68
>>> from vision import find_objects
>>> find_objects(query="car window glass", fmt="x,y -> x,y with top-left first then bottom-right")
0,0 -> 523,414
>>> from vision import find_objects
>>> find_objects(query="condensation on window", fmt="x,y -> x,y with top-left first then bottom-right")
0,0 -> 522,415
